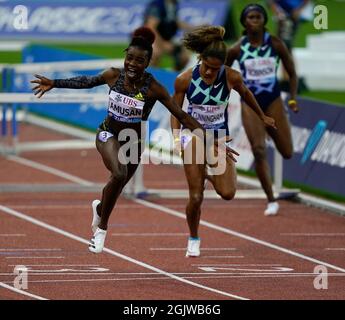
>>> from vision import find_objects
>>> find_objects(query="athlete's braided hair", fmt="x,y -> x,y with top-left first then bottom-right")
182,26 -> 227,63
127,27 -> 156,61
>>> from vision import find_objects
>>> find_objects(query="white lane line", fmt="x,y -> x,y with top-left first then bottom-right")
135,199 -> 345,273
0,249 -> 61,251
192,264 -> 284,266
2,273 -> 345,284
0,205 -> 249,300
0,234 -> 26,237
0,272 -> 301,276
112,233 -> 188,236
9,204 -> 143,210
5,257 -> 65,259
0,273 -> 116,276
7,264 -> 100,267
150,248 -> 237,251
200,256 -> 244,259
325,248 -> 345,251
0,282 -> 48,300
281,233 -> 345,236
1,272 -> 335,276
6,155 -> 94,186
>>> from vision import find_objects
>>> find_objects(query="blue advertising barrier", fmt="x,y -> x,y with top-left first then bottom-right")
0,0 -> 230,41
267,98 -> 345,198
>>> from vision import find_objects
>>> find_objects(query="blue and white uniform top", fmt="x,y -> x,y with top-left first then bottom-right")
185,64 -> 231,135
238,32 -> 281,110
238,32 -> 280,96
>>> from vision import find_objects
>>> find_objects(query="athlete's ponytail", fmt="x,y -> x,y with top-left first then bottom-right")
182,26 -> 227,63
127,27 -> 155,61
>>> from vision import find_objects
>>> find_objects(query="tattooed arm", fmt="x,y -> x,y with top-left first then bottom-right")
31,68 -> 118,98
54,74 -> 106,89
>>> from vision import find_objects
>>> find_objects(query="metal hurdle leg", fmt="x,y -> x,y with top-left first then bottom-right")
273,148 -> 283,192
0,68 -> 9,154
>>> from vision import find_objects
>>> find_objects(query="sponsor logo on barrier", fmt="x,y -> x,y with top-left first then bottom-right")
311,130 -> 345,168
301,120 -> 327,164
292,125 -> 345,168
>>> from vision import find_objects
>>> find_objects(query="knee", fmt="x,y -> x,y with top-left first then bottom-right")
189,192 -> 203,206
282,152 -> 293,160
281,146 -> 293,159
219,188 -> 236,201
252,146 -> 267,162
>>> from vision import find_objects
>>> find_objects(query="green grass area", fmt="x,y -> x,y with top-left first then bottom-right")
0,51 -> 22,64
38,42 -> 128,59
300,90 -> 345,106
284,180 -> 345,204
44,42 -> 175,69
0,51 -> 22,89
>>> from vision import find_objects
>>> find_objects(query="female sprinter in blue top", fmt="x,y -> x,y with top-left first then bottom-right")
226,4 -> 299,216
171,25 -> 276,257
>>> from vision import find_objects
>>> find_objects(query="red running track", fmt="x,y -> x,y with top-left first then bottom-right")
0,123 -> 344,300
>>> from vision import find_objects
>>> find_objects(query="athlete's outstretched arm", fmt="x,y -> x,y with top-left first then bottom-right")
228,69 -> 276,129
31,68 -> 118,98
151,78 -> 203,133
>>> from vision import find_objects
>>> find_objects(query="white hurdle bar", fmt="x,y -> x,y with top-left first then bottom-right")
0,93 -> 107,154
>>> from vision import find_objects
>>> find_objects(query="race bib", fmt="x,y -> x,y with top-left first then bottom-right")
98,131 -> 113,143
244,57 -> 276,81
190,104 -> 225,128
108,91 -> 145,123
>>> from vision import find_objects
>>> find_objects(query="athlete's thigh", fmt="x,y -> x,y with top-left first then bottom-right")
241,102 -> 267,149
265,97 -> 293,155
96,135 -> 126,173
211,155 -> 237,194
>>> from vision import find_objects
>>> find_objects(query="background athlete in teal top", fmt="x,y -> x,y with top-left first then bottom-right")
238,31 -> 281,111
171,25 -> 276,257
227,4 -> 299,216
